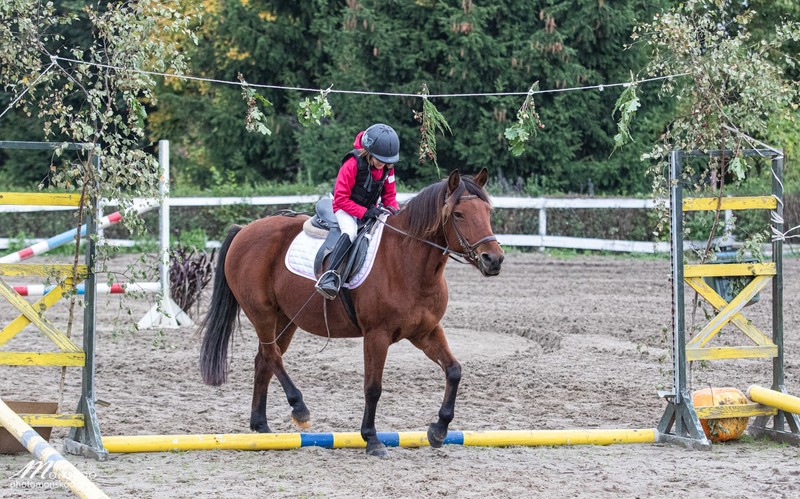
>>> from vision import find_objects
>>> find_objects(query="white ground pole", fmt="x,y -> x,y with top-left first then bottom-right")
137,140 -> 193,329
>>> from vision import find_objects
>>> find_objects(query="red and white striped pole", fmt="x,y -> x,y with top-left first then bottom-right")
12,282 -> 161,296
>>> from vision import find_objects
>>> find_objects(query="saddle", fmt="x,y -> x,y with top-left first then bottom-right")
305,198 -> 374,282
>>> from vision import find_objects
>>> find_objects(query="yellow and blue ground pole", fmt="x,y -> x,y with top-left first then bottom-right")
102,428 -> 657,453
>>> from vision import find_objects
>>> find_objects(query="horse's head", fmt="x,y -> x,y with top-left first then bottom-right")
442,168 -> 504,276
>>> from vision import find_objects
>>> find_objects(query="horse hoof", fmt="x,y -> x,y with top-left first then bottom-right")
250,422 -> 271,433
292,416 -> 312,429
366,442 -> 389,458
427,424 -> 446,448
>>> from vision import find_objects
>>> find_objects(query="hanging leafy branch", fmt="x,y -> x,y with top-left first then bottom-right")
239,74 -> 272,135
611,79 -> 640,151
414,83 -> 451,177
504,82 -> 545,157
297,86 -> 334,127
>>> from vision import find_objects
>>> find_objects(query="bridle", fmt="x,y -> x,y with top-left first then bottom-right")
382,193 -> 498,268
444,194 -> 498,266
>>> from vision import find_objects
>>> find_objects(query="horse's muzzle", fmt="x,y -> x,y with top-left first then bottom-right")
479,251 -> 504,276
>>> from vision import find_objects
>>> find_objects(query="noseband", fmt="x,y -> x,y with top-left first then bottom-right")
444,194 -> 498,266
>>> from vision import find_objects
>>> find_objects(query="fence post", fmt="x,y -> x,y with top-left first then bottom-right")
538,206 -> 547,251
136,140 -> 193,329
159,140 -> 171,319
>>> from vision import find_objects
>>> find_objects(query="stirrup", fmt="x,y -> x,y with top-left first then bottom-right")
315,270 -> 341,300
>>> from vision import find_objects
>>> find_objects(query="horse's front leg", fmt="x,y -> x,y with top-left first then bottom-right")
361,333 -> 391,457
411,325 -> 461,448
251,348 -> 274,433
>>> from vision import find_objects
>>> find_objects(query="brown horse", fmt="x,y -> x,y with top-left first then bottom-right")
199,168 -> 504,457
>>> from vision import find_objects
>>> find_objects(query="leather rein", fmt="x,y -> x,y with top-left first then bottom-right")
382,194 -> 498,267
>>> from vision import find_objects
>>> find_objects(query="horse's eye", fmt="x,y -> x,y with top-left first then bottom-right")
453,211 -> 465,220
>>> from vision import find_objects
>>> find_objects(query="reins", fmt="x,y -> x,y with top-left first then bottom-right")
380,194 -> 498,267
380,221 -> 452,255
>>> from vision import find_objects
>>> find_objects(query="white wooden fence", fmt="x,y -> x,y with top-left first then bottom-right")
1,193 -> 671,254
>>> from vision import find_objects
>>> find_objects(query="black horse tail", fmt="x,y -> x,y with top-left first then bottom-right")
199,225 -> 243,386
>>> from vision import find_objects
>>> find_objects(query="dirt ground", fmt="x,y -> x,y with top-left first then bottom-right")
2,251 -> 800,498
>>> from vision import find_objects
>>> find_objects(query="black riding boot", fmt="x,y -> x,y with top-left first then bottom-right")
315,234 -> 352,300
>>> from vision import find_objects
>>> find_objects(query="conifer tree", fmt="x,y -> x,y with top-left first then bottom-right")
147,0 -> 675,193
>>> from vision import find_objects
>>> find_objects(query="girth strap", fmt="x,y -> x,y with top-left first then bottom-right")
339,288 -> 359,329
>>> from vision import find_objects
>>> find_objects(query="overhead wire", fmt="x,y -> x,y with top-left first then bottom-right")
0,61 -> 56,121
1,55 -> 688,128
49,55 -> 687,99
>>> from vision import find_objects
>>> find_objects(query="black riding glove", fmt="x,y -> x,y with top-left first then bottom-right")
362,207 -> 383,220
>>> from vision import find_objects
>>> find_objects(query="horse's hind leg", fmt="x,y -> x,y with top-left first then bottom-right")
410,325 -> 461,448
250,316 -> 311,433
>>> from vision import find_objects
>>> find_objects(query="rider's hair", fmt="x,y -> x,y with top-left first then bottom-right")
358,149 -> 375,164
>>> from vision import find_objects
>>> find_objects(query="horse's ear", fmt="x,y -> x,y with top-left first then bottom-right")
473,168 -> 489,188
447,169 -> 461,194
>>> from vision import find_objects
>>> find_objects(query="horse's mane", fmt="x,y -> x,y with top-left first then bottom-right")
402,173 -> 490,240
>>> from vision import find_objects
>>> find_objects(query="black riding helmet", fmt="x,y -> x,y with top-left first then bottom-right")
361,123 -> 400,164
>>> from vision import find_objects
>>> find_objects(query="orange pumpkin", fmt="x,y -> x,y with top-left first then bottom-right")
692,387 -> 749,443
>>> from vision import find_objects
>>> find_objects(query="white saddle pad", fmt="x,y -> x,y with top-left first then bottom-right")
285,219 -> 386,289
